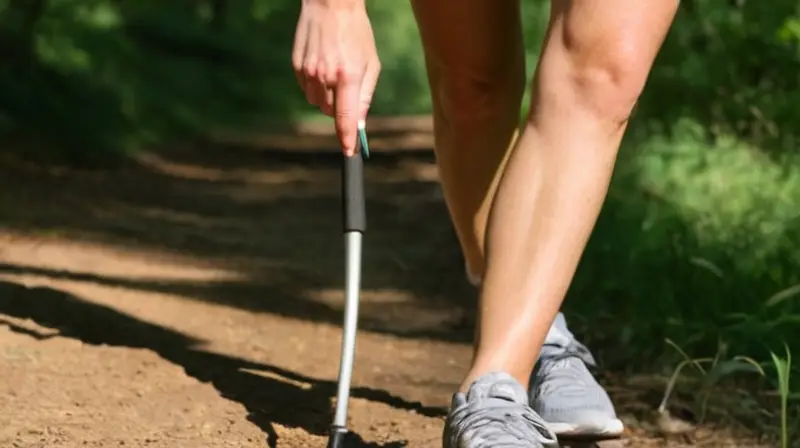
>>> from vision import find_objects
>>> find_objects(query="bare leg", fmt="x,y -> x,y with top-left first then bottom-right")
409,0 -> 525,284
463,0 -> 678,390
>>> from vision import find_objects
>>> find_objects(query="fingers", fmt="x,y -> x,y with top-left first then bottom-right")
334,67 -> 363,156
309,84 -> 334,117
306,79 -> 327,112
295,18 -> 324,108
323,88 -> 335,116
316,53 -> 341,88
303,74 -> 334,116
294,19 -> 336,117
317,62 -> 337,116
359,57 -> 381,120
291,12 -> 308,87
292,5 -> 378,155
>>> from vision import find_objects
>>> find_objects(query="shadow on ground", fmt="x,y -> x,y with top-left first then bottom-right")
0,144 -> 476,343
0,140 -> 781,446
0,280 -> 444,447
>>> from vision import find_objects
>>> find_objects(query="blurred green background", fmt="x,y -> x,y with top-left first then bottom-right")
1,0 -> 800,438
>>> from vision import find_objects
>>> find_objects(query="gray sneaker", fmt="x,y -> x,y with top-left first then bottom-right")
444,372 -> 559,448
531,342 -> 624,439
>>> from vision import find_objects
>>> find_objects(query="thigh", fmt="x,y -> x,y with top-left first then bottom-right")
410,0 -> 525,92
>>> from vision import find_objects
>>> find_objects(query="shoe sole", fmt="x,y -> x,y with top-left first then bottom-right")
547,418 -> 625,441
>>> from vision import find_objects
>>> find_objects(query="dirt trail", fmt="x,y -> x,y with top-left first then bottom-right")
0,136 -> 768,447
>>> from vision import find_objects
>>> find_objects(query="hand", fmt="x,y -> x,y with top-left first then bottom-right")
292,0 -> 380,156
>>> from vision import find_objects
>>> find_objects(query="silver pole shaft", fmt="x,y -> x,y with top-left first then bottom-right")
333,231 -> 362,427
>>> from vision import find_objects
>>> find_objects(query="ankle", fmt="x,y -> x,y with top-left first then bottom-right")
459,366 -> 531,394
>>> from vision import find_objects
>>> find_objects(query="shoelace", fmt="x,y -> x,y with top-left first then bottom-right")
534,340 -> 597,396
450,397 -> 558,448
543,339 -> 596,367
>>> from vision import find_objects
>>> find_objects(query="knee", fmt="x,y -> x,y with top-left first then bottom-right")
435,62 -> 526,125
538,31 -> 651,127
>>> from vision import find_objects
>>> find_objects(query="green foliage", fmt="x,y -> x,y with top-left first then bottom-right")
0,0 -> 311,159
640,0 -> 800,152
366,0 -> 429,114
1,0 -> 800,436
568,123 -> 800,361
2,1 -> 800,152
658,338 -> 764,424
770,345 -> 792,448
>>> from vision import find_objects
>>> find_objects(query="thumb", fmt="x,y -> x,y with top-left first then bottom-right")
334,71 -> 362,157
359,58 -> 380,120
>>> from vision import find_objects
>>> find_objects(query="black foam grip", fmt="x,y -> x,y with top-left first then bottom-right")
327,426 -> 348,448
342,152 -> 366,233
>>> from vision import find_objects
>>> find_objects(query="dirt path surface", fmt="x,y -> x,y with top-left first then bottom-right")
0,135 -> 768,447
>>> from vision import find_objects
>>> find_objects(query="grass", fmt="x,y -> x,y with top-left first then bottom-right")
562,118 -> 800,443
658,338 -> 764,421
654,337 -> 795,445
771,345 -> 793,447
2,0 -> 799,441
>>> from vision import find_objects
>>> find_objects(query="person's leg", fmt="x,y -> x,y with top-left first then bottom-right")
447,0 -> 679,446
468,0 -> 679,408
410,0 -> 524,285
466,0 -> 677,387
409,3 -> 557,446
411,0 -> 644,441
411,0 -> 591,381
468,271 -> 621,438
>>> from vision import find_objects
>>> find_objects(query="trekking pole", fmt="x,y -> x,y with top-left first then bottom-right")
328,120 -> 369,448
